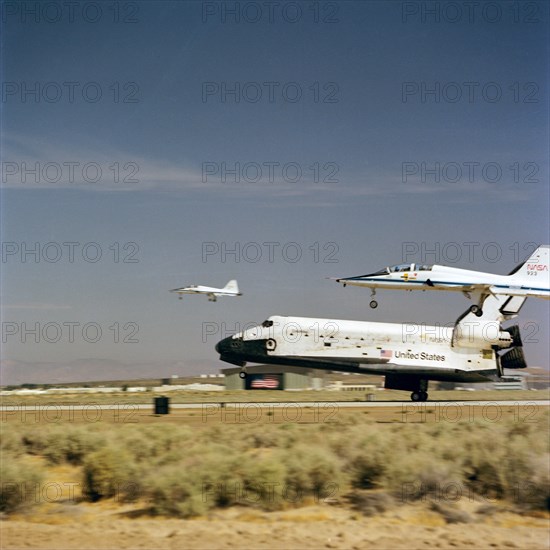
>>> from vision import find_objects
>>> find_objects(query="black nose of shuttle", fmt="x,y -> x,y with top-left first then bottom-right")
215,335 -> 250,367
215,337 -> 227,354
215,336 -> 238,356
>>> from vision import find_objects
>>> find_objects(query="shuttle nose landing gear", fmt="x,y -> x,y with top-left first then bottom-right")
411,391 -> 428,402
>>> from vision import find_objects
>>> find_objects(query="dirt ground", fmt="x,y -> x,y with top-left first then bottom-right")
2,402 -> 548,426
2,501 -> 549,550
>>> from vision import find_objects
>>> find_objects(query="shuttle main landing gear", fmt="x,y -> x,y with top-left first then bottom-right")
238,369 -> 247,379
385,375 -> 428,401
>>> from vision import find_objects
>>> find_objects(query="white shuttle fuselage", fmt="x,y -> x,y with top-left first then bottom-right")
216,310 -> 525,401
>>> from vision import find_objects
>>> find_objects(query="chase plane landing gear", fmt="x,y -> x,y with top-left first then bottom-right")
469,304 -> 483,317
369,289 -> 378,309
464,291 -> 485,317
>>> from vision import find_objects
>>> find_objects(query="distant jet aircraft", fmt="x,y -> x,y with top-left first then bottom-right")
334,245 -> 549,315
170,280 -> 241,302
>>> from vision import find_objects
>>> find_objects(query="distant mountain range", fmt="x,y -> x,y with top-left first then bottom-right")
0,358 -> 219,386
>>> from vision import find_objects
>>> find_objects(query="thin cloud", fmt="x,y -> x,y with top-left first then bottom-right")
1,133 -> 544,204
3,302 -> 72,310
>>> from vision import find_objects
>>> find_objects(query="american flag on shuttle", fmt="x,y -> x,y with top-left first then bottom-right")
380,349 -> 393,358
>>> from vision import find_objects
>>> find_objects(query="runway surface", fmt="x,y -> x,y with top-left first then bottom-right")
1,400 -> 548,411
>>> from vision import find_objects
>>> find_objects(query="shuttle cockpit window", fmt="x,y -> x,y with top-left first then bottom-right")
261,320 -> 274,328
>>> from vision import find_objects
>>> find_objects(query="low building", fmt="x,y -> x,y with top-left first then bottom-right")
221,365 -> 327,390
326,381 -> 377,392
493,377 -> 525,390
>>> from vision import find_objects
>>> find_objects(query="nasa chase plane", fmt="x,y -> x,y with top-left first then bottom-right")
170,280 -> 241,302
334,245 -> 549,315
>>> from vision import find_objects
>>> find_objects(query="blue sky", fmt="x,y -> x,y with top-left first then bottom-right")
1,1 -> 549,384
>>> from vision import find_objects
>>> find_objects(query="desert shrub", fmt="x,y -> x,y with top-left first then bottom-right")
244,425 -> 292,449
0,427 -> 24,456
507,421 -> 537,439
82,445 -> 138,502
239,452 -> 287,510
145,465 -> 209,518
510,453 -> 550,511
347,490 -> 394,516
346,432 -> 394,490
16,424 -> 107,465
188,445 -> 246,504
143,444 -> 243,517
499,436 -> 536,497
273,423 -> 301,449
348,450 -> 388,490
4,410 -> 547,515
43,425 -> 107,465
338,427 -> 416,490
20,427 -> 50,456
116,425 -> 193,468
383,451 -> 461,503
325,423 -> 371,459
280,444 -> 342,504
200,425 -> 251,451
429,500 -> 472,523
143,445 -> 290,517
221,423 -> 308,452
114,424 -> 188,464
462,439 -> 508,500
0,454 -> 45,513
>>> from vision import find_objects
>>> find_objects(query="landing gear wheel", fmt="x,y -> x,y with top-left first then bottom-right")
469,305 -> 483,316
238,371 -> 247,379
411,391 -> 428,402
369,300 -> 378,309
